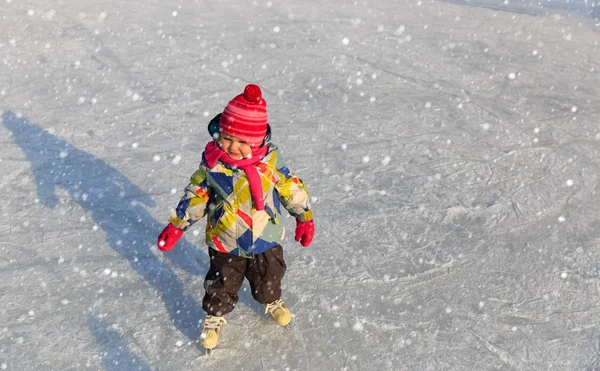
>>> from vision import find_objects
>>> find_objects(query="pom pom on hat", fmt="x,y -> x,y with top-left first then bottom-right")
243,84 -> 262,103
220,84 -> 268,150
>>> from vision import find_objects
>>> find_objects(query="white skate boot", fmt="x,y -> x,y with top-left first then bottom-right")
200,315 -> 227,354
265,299 -> 292,328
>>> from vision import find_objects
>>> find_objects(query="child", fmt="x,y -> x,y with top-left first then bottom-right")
157,84 -> 314,353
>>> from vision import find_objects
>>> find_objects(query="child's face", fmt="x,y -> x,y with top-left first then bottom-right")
218,133 -> 252,160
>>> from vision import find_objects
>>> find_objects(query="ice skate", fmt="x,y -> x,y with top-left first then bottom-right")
200,315 -> 227,354
265,299 -> 292,328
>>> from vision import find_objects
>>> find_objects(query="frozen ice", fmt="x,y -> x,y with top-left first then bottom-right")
2,1 -> 599,370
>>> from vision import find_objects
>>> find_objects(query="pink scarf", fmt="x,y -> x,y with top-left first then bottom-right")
204,141 -> 269,210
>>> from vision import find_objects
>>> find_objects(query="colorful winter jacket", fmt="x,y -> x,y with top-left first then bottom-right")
168,143 -> 312,258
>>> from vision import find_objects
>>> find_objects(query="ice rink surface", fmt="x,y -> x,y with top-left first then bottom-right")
1,0 -> 600,370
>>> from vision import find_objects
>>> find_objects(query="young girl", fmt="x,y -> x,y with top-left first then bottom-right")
157,84 -> 314,353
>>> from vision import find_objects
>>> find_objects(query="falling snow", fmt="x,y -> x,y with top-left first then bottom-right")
1,1 -> 599,370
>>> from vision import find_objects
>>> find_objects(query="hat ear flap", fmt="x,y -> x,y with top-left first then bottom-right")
208,113 -> 221,139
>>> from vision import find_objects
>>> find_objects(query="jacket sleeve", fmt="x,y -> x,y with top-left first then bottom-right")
273,150 -> 313,222
168,162 -> 211,230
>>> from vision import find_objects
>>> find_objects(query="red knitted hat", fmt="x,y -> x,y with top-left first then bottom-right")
219,84 -> 268,150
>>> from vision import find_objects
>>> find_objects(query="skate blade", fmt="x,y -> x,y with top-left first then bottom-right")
205,348 -> 214,356
284,322 -> 293,330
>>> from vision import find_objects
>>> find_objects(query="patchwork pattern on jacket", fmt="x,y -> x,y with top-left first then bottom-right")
169,144 -> 312,258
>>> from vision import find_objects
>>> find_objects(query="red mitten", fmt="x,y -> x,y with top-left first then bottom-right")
294,218 -> 314,247
157,223 -> 183,252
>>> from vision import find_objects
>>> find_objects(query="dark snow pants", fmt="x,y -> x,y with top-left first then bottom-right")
202,245 -> 287,316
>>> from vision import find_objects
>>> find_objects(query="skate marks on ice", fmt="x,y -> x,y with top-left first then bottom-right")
190,312 -> 311,370
292,148 -> 600,370
87,316 -> 152,371
317,22 -> 600,365
300,126 -> 600,369
2,111 -> 206,340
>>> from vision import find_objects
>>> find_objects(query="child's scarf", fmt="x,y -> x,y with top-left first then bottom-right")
204,141 -> 269,211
